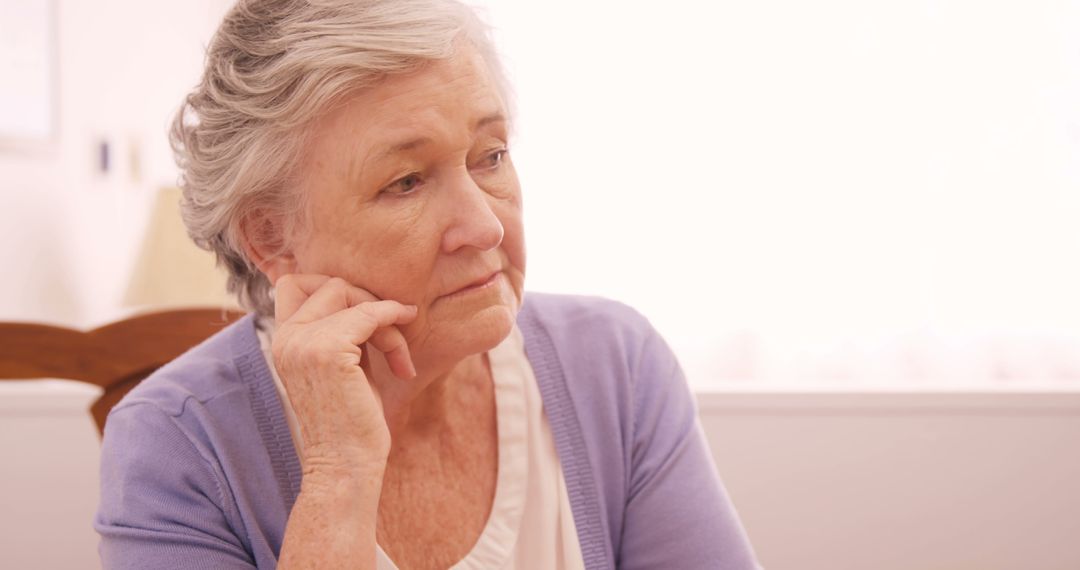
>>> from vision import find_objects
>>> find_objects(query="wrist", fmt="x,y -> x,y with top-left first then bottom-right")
302,446 -> 387,480
298,459 -> 386,512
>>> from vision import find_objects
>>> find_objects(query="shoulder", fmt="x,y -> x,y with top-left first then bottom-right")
516,291 -> 681,431
517,292 -> 676,393
110,313 -> 262,421
104,313 -> 270,462
516,292 -> 693,561
517,291 -> 660,357
95,316 -> 264,567
97,314 -> 289,566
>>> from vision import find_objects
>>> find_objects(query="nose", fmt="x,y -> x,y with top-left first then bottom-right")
440,170 -> 505,253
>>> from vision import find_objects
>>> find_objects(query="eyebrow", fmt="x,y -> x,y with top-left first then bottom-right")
474,112 -> 507,130
377,137 -> 433,162
371,113 -> 508,164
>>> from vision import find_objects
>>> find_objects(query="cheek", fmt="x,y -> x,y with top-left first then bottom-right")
354,215 -> 445,302
301,203 -> 438,301
496,200 -> 527,276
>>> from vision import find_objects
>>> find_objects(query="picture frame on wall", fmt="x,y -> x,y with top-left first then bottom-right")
0,0 -> 57,151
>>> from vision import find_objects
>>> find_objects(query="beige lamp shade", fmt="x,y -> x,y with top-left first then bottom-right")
125,187 -> 239,309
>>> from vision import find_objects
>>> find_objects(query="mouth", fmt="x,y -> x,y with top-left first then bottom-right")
443,270 -> 501,298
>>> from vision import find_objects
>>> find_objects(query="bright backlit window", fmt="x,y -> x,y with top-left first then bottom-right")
475,0 -> 1080,387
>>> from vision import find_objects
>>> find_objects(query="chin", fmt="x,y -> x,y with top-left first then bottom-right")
452,299 -> 518,353
412,287 -> 520,373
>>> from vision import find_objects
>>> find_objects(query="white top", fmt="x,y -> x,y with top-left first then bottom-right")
256,321 -> 586,569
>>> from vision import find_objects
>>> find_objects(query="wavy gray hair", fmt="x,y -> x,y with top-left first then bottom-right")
170,0 -> 511,317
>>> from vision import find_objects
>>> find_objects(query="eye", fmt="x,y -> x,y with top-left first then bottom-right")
382,173 -> 423,196
475,149 -> 507,170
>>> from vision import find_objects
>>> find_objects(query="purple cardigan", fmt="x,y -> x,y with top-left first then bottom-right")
95,293 -> 760,569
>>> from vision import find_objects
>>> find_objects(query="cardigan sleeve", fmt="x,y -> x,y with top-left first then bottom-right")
617,328 -> 761,570
95,402 -> 257,570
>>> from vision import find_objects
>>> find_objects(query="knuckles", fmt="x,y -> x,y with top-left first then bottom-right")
322,277 -> 354,307
274,326 -> 362,378
270,277 -> 394,390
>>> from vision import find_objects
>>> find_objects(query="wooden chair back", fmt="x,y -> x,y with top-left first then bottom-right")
0,308 -> 244,435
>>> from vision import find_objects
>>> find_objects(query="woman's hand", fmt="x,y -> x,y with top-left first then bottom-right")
273,274 -> 414,570
271,274 -> 417,474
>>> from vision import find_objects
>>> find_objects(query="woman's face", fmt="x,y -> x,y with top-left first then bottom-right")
272,46 -> 525,371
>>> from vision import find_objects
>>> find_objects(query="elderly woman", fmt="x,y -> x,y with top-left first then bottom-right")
95,1 -> 760,568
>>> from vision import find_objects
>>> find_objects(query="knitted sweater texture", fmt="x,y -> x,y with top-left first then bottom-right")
95,293 -> 760,569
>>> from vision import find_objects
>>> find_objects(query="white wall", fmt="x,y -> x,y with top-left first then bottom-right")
702,389 -> 1080,569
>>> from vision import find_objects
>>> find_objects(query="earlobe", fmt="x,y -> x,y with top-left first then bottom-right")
239,214 -> 297,285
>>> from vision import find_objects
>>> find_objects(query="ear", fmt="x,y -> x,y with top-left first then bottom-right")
238,212 -> 298,285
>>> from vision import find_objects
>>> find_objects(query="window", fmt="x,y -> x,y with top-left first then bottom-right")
475,0 -> 1080,386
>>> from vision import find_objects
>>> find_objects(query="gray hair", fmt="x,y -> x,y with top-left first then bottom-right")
170,0 -> 511,317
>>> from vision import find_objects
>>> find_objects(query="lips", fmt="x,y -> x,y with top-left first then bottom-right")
445,270 -> 500,297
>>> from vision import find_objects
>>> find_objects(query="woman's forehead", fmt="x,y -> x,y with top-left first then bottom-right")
317,49 -> 507,149
300,50 -> 508,184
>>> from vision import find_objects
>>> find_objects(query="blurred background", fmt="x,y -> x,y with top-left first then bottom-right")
2,0 -> 1079,568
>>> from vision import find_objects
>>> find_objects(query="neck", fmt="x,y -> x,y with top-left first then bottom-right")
370,349 -> 491,446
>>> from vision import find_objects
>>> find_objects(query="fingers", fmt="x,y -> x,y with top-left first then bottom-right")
274,274 -> 334,324
323,300 -> 417,343
323,301 -> 418,380
359,326 -> 416,381
275,274 -> 394,325
274,274 -> 419,380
